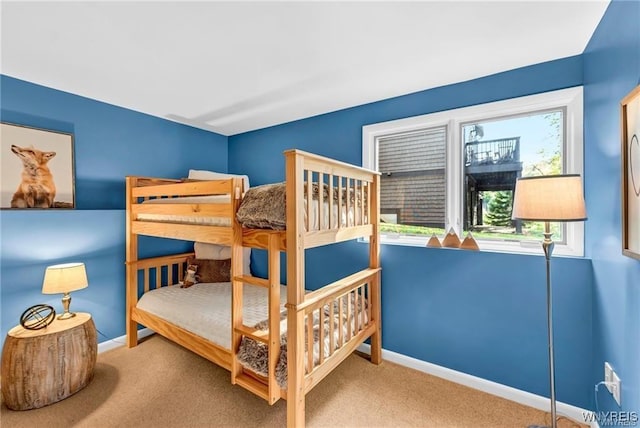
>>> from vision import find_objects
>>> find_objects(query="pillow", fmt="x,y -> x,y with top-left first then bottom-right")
194,242 -> 251,275
187,258 -> 231,283
188,170 -> 250,193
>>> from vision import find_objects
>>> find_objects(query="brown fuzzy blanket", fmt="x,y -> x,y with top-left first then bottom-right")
236,182 -> 365,230
236,294 -> 367,387
236,182 -> 287,230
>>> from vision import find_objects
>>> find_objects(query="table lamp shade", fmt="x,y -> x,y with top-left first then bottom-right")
512,174 -> 587,222
42,263 -> 88,294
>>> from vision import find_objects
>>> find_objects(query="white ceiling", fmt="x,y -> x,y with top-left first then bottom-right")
1,1 -> 609,136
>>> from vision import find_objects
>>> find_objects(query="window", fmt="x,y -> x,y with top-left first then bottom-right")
363,87 -> 584,256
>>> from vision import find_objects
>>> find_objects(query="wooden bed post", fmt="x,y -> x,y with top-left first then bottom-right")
369,174 -> 382,364
285,150 -> 306,428
126,176 -> 139,348
230,178 -> 245,384
267,232 -> 281,403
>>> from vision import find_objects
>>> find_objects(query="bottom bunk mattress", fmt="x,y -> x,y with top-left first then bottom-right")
136,282 -> 287,350
136,281 -> 368,389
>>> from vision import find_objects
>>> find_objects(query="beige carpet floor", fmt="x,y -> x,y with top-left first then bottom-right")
1,335 -> 587,428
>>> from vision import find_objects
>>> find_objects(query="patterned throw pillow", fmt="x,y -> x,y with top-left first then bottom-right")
186,258 -> 231,283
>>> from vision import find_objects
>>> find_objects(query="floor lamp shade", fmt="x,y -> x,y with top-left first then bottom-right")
512,175 -> 587,222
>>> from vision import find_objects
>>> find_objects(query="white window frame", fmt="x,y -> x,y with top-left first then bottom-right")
363,86 -> 584,257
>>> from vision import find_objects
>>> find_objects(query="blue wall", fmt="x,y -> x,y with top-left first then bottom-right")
583,0 -> 640,417
229,57 -> 595,408
0,75 -> 228,343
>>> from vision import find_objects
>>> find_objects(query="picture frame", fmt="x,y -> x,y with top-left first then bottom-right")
1,122 -> 75,209
621,85 -> 640,260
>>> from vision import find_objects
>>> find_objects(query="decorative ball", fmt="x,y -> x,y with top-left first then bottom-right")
20,304 -> 56,330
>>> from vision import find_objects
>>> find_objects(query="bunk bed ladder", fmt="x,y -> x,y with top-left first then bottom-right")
231,233 -> 283,404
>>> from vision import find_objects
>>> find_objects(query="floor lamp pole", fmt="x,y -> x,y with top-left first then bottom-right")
542,221 -> 557,428
514,174 -> 586,428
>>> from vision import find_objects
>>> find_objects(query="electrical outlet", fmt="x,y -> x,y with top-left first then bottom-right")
612,370 -> 621,406
604,362 -> 621,406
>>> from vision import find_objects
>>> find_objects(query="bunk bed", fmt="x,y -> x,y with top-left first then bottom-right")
125,149 -> 381,428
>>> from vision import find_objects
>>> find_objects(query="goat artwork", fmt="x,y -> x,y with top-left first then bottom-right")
10,144 -> 57,208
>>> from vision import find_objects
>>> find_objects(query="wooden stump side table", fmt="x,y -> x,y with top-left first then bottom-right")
1,312 -> 97,410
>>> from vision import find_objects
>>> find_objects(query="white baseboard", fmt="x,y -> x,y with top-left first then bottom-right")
97,327 -> 155,354
97,332 -> 598,427
357,344 -> 599,428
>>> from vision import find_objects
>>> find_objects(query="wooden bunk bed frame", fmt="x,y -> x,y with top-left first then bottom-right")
125,149 -> 381,427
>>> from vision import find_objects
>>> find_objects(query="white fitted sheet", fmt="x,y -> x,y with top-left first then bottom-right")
136,282 -> 288,349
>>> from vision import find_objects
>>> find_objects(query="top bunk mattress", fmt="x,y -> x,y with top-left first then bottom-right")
136,282 -> 287,350
135,182 -> 365,231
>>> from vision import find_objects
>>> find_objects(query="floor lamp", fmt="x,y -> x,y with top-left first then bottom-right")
511,175 -> 587,428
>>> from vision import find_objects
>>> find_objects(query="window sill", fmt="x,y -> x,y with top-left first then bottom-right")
361,234 -> 585,258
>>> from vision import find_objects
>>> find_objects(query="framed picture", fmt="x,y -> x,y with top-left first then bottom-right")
1,122 -> 75,209
622,85 -> 640,259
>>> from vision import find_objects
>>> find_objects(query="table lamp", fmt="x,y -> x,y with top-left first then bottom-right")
512,174 -> 587,428
42,262 -> 88,320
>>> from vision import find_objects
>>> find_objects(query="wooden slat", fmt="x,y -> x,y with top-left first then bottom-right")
155,267 -> 161,290
318,308 -> 325,364
328,174 -> 334,229
132,179 -> 234,198
353,292 -> 357,332
131,221 -> 233,245
132,203 -> 233,218
306,170 -> 312,231
318,172 -> 324,230
294,268 -> 381,313
346,292 -> 352,341
304,324 -> 376,394
328,301 -> 335,356
363,287 -> 368,327
306,314 -> 314,374
354,180 -> 360,226
303,225 -> 373,249
235,325 -> 268,344
128,253 -> 193,269
284,149 -> 379,178
301,157 -> 378,183
130,176 -> 181,187
346,178 -> 351,228
366,181 -> 371,226
360,181 -> 366,226
235,373 -> 269,400
353,291 -> 359,333
366,283 -> 372,329
337,177 -> 343,228
143,269 -> 149,293
242,229 -> 286,251
338,296 -> 344,348
234,275 -> 269,288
